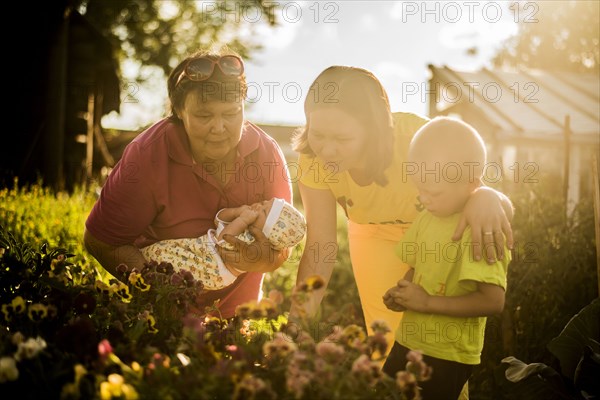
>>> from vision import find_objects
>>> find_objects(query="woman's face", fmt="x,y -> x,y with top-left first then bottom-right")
177,91 -> 244,163
307,108 -> 368,174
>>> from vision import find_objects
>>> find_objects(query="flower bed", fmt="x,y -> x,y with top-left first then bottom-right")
0,227 -> 427,399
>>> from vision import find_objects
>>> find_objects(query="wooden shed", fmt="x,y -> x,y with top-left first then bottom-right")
427,65 -> 599,210
2,6 -> 120,191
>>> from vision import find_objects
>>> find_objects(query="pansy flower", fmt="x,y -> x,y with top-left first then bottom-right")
95,280 -> 111,296
110,282 -> 133,303
27,303 -> 48,321
128,272 -> 150,291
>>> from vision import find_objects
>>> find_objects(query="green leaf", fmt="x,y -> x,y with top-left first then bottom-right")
502,356 -> 554,382
499,358 -> 574,400
547,298 -> 600,382
573,344 -> 600,396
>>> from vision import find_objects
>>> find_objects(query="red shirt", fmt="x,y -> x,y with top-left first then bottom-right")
86,118 -> 292,317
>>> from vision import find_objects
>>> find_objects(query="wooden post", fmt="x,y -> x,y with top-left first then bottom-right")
93,88 -> 116,168
591,153 -> 600,297
563,115 -> 571,216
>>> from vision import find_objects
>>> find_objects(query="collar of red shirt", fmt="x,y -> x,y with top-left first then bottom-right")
166,120 -> 261,166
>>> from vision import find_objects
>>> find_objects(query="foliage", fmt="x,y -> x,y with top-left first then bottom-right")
497,298 -> 600,399
0,227 -> 427,399
468,176 -> 598,399
494,1 -> 600,72
264,205 -> 365,329
1,173 -> 596,399
78,0 -> 278,74
0,181 -> 99,270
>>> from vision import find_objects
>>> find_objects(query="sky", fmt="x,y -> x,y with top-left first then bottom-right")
102,1 -> 520,130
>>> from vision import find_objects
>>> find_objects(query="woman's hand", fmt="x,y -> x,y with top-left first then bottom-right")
217,225 -> 286,273
452,186 -> 514,263
83,228 -> 147,280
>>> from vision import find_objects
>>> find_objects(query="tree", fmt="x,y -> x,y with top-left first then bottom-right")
1,0 -> 279,191
79,0 -> 278,75
494,1 -> 599,72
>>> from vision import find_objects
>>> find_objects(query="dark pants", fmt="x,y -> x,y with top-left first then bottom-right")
382,342 -> 474,400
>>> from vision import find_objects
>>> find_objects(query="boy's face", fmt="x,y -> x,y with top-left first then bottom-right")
250,199 -> 274,229
411,177 -> 476,218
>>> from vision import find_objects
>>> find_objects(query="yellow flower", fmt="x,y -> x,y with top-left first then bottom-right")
0,357 -> 19,383
235,300 -> 259,319
1,305 -> 11,321
10,296 -> 25,314
74,364 -> 87,382
1,296 -> 27,321
341,324 -> 367,348
297,275 -> 325,292
258,298 -> 278,319
128,272 -> 150,292
95,280 -> 111,296
27,303 -> 48,321
145,314 -> 159,334
110,282 -> 133,303
100,374 -> 139,400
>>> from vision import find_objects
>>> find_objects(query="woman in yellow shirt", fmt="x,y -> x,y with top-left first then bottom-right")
292,66 -> 513,348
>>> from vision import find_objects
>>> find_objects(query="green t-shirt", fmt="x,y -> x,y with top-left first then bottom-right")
395,211 -> 509,365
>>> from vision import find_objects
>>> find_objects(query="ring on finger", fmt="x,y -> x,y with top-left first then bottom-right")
483,231 -> 494,236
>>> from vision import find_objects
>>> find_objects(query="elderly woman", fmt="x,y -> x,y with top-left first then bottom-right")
84,48 -> 292,317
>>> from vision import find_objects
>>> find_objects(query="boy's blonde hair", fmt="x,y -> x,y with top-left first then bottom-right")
409,117 -> 487,183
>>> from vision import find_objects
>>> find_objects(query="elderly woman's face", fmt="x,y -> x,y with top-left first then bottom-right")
178,91 -> 244,162
307,108 -> 368,173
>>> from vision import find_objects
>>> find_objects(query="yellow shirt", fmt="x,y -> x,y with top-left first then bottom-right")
395,211 -> 510,365
298,112 -> 429,225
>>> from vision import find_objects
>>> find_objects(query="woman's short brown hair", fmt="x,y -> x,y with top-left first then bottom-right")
292,66 -> 394,186
167,47 -> 247,121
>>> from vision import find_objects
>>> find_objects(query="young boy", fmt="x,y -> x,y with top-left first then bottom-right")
141,198 -> 306,290
382,117 -> 510,399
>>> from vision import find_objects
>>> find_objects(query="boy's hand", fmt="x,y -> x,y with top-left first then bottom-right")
392,280 -> 431,313
383,286 -> 407,312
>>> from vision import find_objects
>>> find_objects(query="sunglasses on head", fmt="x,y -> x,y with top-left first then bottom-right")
175,55 -> 244,87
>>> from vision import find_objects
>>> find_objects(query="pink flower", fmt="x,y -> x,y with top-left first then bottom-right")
406,350 -> 423,363
286,353 -> 314,398
351,354 -> 383,386
370,319 -> 391,334
315,341 -> 345,363
396,371 -> 421,400
267,289 -> 284,305
367,331 -> 389,360
263,332 -> 297,359
313,358 -> 334,384
406,350 -> 433,382
98,339 -> 113,361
